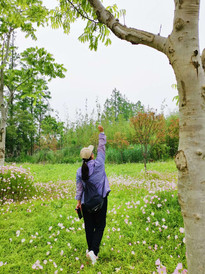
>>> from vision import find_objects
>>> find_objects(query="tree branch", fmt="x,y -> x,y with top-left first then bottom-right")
3,28 -> 13,65
65,0 -> 98,24
0,31 -> 12,125
4,70 -> 35,117
87,0 -> 167,53
0,28 -> 13,103
4,86 -> 14,117
12,72 -> 35,91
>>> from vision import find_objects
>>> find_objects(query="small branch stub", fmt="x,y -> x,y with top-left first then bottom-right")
181,80 -> 187,107
0,128 -> 4,142
0,148 -> 5,159
174,18 -> 185,31
201,48 -> 205,71
175,150 -> 188,171
193,213 -> 201,220
196,150 -> 202,156
179,0 -> 184,9
202,86 -> 205,98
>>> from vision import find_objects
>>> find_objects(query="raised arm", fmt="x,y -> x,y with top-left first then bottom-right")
96,125 -> 106,165
97,125 -> 106,153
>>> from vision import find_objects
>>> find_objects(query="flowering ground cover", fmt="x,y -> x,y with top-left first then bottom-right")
0,162 -> 187,273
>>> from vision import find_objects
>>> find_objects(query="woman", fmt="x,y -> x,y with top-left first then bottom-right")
75,125 -> 110,265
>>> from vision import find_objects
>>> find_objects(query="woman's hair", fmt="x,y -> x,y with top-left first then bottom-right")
81,156 -> 92,181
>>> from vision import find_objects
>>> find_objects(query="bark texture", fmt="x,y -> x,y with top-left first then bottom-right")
202,48 -> 205,71
0,89 -> 6,166
0,29 -> 12,166
87,0 -> 205,272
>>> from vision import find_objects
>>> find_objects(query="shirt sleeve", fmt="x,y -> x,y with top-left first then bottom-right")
95,133 -> 106,165
75,170 -> 83,200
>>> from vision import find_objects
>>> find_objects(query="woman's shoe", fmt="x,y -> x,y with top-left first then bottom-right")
86,250 -> 98,265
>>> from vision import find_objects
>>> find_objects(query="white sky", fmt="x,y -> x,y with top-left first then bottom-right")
16,0 -> 205,122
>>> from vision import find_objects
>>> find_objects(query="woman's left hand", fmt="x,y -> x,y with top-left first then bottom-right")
76,200 -> 81,210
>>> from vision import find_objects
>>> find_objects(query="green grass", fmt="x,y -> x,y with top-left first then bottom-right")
20,160 -> 177,183
0,161 -> 186,273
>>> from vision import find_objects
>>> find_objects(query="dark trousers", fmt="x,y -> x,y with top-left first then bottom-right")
82,196 -> 107,256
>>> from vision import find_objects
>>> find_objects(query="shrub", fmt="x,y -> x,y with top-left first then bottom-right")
31,149 -> 56,163
106,147 -> 122,163
0,164 -> 36,204
55,146 -> 80,163
166,136 -> 178,157
5,153 -> 35,164
150,144 -> 170,161
123,145 -> 144,162
106,145 -> 144,163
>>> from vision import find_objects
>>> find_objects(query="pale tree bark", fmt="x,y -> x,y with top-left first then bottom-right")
0,80 -> 7,166
170,1 -> 205,272
0,30 -> 12,166
202,48 -> 205,71
87,0 -> 205,272
0,109 -> 6,167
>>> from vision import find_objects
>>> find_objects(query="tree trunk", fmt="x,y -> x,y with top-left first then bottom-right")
0,30 -> 12,166
0,86 -> 7,166
140,144 -> 147,172
169,1 -> 205,272
0,123 -> 6,166
143,145 -> 148,172
143,156 -> 147,172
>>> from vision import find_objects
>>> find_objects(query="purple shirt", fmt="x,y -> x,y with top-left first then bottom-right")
75,133 -> 110,203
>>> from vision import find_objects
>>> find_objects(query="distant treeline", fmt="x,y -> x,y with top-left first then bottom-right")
6,89 -> 178,164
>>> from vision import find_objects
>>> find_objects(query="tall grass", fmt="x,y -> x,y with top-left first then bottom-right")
106,145 -> 144,163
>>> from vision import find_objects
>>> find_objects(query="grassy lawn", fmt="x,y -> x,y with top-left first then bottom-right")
21,160 -> 177,183
0,161 -> 187,274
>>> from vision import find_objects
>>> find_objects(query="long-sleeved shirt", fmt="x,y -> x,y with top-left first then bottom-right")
75,133 -> 110,203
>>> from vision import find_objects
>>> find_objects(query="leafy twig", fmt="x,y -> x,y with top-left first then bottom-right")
65,0 -> 98,24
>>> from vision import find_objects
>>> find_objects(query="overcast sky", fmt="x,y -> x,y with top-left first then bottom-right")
16,0 -> 205,122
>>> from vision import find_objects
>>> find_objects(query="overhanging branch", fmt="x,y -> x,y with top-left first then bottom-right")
87,0 -> 167,53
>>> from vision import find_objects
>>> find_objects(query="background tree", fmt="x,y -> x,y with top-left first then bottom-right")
130,110 -> 166,171
0,0 -> 66,166
40,115 -> 65,151
6,83 -> 52,158
108,132 -> 129,163
0,0 -> 49,165
103,88 -> 143,121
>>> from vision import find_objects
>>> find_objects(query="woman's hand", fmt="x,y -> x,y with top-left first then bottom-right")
76,200 -> 81,210
98,125 -> 104,132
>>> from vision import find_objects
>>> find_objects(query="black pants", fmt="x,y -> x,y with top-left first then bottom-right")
82,196 -> 107,256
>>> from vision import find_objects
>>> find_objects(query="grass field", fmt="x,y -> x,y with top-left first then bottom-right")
21,160 -> 177,182
0,161 -> 187,273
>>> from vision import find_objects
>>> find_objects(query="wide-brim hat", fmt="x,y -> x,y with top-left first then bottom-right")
80,145 -> 94,159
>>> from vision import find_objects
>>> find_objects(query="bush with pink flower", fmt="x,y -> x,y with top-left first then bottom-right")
0,164 -> 35,203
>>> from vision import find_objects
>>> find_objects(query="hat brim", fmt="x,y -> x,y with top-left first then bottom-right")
88,145 -> 94,153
